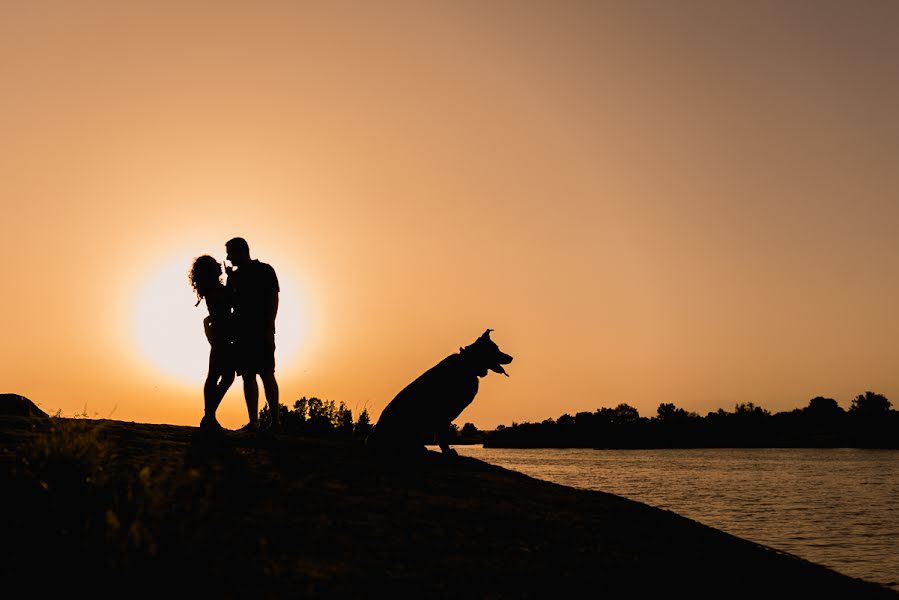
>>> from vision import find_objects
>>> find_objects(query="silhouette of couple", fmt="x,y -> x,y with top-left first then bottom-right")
188,237 -> 280,433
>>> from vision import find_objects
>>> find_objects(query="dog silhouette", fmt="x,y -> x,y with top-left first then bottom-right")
368,329 -> 512,456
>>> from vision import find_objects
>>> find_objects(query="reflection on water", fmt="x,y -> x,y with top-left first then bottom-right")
450,446 -> 899,591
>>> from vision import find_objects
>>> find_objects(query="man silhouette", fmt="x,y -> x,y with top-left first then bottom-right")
225,237 -> 281,431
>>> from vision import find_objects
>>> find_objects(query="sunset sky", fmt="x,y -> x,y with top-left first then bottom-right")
3,1 -> 898,430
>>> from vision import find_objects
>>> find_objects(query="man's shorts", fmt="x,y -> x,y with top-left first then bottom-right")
234,333 -> 276,376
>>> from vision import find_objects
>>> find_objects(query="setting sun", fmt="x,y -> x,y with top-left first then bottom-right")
131,256 -> 307,385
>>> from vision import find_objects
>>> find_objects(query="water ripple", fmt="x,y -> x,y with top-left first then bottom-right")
454,446 -> 899,592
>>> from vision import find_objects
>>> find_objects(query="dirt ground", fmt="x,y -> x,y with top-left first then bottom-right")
1,415 -> 896,599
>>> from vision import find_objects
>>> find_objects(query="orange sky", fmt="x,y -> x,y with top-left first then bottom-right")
3,1 -> 898,430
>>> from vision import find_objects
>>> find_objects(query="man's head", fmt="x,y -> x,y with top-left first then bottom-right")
225,237 -> 251,267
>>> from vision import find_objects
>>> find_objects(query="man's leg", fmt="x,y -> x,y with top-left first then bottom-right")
261,371 -> 280,427
243,375 -> 260,427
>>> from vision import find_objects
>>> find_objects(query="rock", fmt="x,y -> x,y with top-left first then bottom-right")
0,394 -> 49,419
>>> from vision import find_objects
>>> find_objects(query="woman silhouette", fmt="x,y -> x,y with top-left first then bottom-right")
189,255 -> 235,431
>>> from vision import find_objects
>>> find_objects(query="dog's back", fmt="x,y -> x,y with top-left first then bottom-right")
369,354 -> 478,451
367,330 -> 512,456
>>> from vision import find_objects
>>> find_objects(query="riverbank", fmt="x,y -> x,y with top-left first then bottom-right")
1,407 -> 896,598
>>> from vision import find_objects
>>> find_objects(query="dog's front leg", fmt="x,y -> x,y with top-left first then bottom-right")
436,427 -> 458,456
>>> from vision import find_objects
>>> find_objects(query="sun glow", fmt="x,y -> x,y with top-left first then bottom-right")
132,257 -> 307,384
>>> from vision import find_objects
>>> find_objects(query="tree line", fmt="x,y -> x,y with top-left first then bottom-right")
257,396 -> 483,446
260,391 -> 898,449
260,396 -> 374,440
482,391 -> 899,449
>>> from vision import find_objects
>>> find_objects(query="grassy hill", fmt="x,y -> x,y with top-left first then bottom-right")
1,407 -> 896,598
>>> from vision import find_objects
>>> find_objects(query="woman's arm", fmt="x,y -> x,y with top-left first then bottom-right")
203,316 -> 214,344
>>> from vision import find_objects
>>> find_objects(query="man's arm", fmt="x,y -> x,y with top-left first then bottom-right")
269,265 -> 280,326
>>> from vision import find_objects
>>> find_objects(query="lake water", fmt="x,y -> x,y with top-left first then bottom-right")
447,446 -> 899,591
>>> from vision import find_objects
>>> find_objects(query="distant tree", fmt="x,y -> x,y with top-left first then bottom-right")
335,401 -> 354,437
305,397 -> 335,434
850,391 -> 891,416
803,397 -> 845,429
293,397 -> 309,420
847,392 -> 897,448
557,413 -> 575,428
613,403 -> 640,425
460,422 -> 479,437
650,403 -> 700,447
355,408 -> 373,438
656,403 -> 692,422
734,402 -> 770,417
574,411 -> 596,427
806,396 -> 842,415
306,397 -> 325,421
656,403 -> 677,420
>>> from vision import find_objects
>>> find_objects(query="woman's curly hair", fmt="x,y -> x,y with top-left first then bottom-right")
189,255 -> 223,305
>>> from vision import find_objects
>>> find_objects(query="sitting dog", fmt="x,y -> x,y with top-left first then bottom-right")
367,329 -> 512,457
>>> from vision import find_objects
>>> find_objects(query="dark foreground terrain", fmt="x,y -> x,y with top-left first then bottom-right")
1,400 -> 896,599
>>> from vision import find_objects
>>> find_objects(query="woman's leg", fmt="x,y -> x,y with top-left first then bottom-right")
202,347 -> 228,427
213,370 -> 235,410
203,374 -> 218,422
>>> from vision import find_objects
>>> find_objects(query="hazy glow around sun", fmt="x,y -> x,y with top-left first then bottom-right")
132,258 -> 306,383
